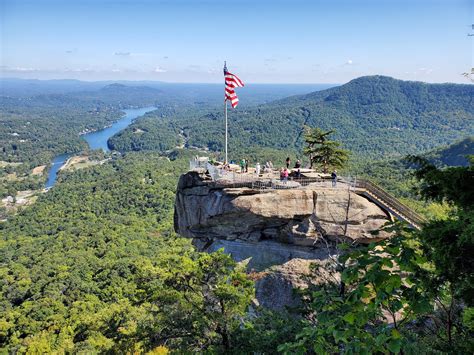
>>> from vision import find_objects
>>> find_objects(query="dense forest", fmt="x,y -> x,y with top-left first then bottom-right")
109,76 -> 474,165
0,79 -> 332,203
349,137 -> 474,217
1,76 -> 473,353
0,96 -> 120,166
0,152 -> 255,352
1,151 -> 473,353
0,79 -> 328,166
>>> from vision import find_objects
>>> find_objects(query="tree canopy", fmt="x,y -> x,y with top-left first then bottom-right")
0,152 -> 254,353
303,126 -> 349,172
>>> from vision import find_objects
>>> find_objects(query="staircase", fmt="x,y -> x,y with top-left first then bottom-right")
352,179 -> 426,229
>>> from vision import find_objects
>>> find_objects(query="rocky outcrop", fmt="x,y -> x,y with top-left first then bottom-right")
253,258 -> 338,310
174,172 -> 391,248
174,172 -> 392,309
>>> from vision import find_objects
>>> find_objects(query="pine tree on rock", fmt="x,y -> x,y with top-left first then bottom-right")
303,126 -> 349,173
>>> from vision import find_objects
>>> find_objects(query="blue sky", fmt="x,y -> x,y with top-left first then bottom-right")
1,0 -> 472,83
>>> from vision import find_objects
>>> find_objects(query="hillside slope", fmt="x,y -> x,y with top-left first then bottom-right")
354,136 -> 474,202
424,136 -> 474,167
110,76 -> 474,161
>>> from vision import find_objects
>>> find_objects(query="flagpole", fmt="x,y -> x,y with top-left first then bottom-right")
224,61 -> 228,164
225,98 -> 228,164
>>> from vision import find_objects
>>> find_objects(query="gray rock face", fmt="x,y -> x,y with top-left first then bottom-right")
174,172 -> 392,310
199,239 -> 330,271
174,172 -> 391,246
254,258 -> 338,310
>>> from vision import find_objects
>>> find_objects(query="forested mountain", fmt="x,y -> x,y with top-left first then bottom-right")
0,95 -> 121,166
1,78 -> 332,108
1,77 -> 473,352
352,136 -> 474,215
70,83 -> 164,108
0,80 -> 334,166
110,76 -> 474,163
424,136 -> 474,167
0,152 -> 254,352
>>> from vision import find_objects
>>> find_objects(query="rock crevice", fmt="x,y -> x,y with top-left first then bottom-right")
174,172 -> 392,309
174,172 -> 391,247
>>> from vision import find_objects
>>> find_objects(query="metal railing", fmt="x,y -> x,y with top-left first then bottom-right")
189,157 -> 209,171
190,160 -> 425,229
353,179 -> 426,228
211,174 -> 348,190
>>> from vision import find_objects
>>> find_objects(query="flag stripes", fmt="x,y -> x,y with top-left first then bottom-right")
225,87 -> 239,107
224,64 -> 244,108
225,73 -> 244,88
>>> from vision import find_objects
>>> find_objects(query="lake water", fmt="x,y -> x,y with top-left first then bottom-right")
45,106 -> 156,188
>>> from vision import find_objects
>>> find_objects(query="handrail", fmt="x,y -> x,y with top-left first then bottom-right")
354,179 -> 426,228
202,171 -> 425,229
211,175 -> 344,190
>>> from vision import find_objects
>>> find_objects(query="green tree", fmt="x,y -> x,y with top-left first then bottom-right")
303,126 -> 349,172
146,250 -> 254,352
0,153 -> 255,353
278,227 -> 433,354
408,155 -> 474,305
279,158 -> 474,354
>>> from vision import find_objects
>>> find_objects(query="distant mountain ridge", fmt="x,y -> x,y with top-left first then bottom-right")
100,83 -> 161,92
165,75 -> 474,161
424,137 -> 474,167
279,75 -> 472,113
0,78 -> 335,109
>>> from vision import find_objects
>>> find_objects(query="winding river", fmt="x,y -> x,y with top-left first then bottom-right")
45,106 -> 156,189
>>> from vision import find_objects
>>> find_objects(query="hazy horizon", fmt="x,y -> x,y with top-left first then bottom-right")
2,0 -> 473,84
1,75 -> 470,86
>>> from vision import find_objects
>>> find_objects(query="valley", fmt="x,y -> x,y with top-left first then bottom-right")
0,76 -> 473,353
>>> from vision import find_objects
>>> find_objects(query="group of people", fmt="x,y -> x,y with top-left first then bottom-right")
236,157 -> 303,181
285,157 -> 301,169
230,156 -> 338,187
238,159 -> 275,174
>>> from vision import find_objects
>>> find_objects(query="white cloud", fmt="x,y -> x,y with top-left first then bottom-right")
114,52 -> 131,56
346,59 -> 353,65
3,66 -> 38,72
418,68 -> 433,74
63,68 -> 95,73
154,66 -> 167,73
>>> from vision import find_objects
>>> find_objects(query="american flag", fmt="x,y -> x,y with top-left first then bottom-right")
224,63 -> 244,108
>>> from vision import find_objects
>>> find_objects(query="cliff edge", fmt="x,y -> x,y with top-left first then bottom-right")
174,171 -> 392,309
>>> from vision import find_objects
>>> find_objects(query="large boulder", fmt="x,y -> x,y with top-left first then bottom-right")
174,172 -> 392,310
174,172 -> 391,245
254,258 -> 339,310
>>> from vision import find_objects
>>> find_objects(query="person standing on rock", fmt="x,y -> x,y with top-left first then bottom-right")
240,159 -> 245,173
331,170 -> 337,187
256,162 -> 261,176
245,158 -> 249,173
295,168 -> 301,179
286,157 -> 291,169
283,168 -> 289,184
